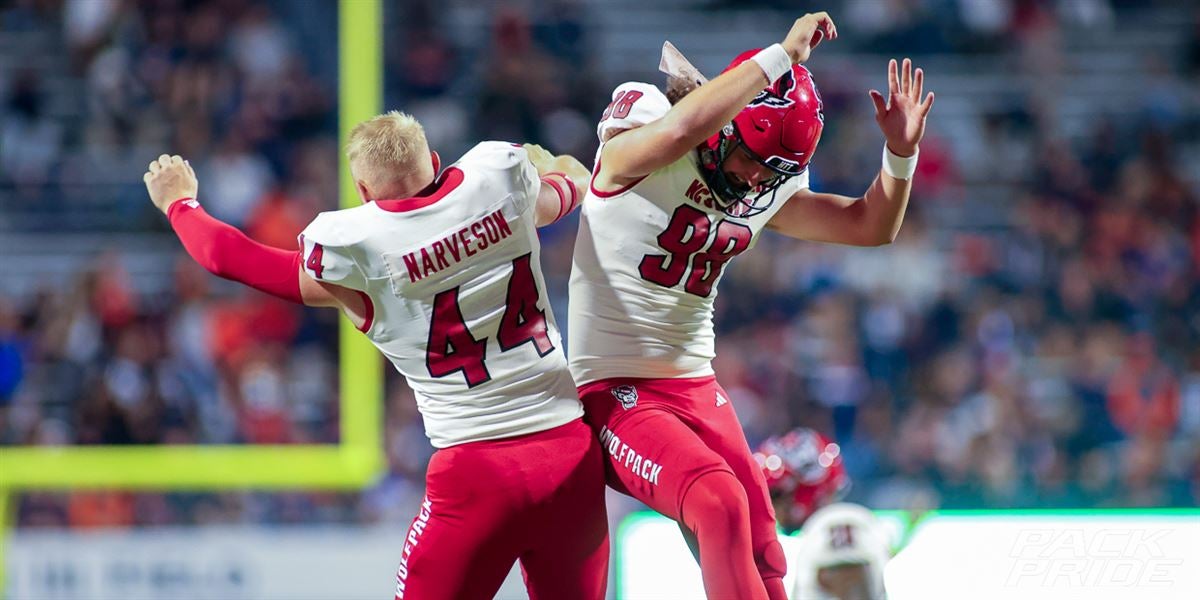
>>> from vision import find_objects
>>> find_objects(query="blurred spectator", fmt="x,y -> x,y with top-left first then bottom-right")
476,7 -> 558,143
63,0 -> 120,69
1106,334 -> 1181,439
201,131 -> 275,226
1,70 -> 62,199
227,4 -> 294,81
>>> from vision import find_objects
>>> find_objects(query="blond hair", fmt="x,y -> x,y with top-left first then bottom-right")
345,111 -> 429,187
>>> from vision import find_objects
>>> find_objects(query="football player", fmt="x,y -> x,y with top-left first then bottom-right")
755,429 -> 890,599
143,112 -> 607,600
789,502 -> 892,600
567,10 -> 933,599
755,429 -> 850,534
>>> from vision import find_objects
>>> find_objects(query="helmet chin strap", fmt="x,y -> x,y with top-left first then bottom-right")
700,131 -> 788,219
699,131 -> 744,204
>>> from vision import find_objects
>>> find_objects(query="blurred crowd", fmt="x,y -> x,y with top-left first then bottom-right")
2,0 -> 338,229
1,0 -> 1197,528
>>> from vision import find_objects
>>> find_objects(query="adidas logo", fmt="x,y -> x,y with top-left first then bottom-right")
715,393 -> 727,407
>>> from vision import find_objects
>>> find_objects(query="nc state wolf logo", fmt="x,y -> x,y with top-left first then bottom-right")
748,69 -> 797,109
611,385 -> 639,410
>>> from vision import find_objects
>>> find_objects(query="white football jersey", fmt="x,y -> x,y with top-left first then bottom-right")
568,82 -> 809,385
787,503 -> 891,600
300,142 -> 581,448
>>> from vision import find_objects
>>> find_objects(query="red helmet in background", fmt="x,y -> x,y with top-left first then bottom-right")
754,428 -> 849,527
700,49 -> 824,217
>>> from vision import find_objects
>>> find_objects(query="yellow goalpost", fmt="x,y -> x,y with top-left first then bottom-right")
0,1 -> 384,592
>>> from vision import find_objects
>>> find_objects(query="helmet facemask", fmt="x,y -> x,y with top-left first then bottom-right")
700,122 -> 797,219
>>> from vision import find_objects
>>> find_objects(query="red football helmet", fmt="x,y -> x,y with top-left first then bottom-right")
754,428 -> 849,528
700,49 -> 824,217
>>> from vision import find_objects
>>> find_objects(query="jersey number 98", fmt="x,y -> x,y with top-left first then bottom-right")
601,90 -> 644,121
639,205 -> 752,297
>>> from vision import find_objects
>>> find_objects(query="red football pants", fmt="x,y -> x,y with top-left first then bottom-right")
580,376 -> 787,600
392,418 -> 609,600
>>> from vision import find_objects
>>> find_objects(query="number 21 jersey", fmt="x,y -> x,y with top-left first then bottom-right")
568,82 -> 809,385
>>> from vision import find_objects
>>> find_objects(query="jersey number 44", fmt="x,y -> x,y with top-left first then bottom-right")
426,253 -> 554,388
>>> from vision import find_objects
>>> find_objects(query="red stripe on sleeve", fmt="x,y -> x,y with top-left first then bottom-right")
541,174 -> 570,223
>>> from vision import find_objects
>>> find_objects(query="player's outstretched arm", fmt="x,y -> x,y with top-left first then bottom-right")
524,143 -> 590,227
144,154 -> 339,308
767,58 -> 934,246
597,12 -> 836,189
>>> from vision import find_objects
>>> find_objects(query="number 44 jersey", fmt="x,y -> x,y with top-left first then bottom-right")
299,142 -> 580,448
568,82 -> 810,386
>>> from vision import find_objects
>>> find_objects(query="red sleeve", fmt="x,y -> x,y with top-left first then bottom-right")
167,199 -> 304,304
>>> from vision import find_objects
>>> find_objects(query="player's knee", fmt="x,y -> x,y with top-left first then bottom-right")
681,470 -> 750,532
756,537 -> 788,580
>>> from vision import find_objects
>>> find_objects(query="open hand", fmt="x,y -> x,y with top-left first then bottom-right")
522,144 -> 557,175
144,154 -> 198,215
869,58 -> 935,157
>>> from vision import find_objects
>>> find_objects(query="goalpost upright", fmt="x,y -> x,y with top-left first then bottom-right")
0,1 -> 384,592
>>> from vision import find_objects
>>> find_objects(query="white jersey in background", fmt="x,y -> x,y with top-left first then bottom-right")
300,142 -> 581,448
787,503 -> 891,600
568,82 -> 810,385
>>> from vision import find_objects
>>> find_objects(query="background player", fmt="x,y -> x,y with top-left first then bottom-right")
568,10 -> 934,599
755,429 -> 891,599
142,112 -> 606,600
755,428 -> 851,534
788,502 -> 892,600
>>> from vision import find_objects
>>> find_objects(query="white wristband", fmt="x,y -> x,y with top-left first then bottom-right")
751,44 -> 792,84
882,145 -> 919,180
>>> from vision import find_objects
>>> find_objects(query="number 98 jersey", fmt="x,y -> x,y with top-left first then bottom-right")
300,142 -> 581,448
567,83 -> 809,385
